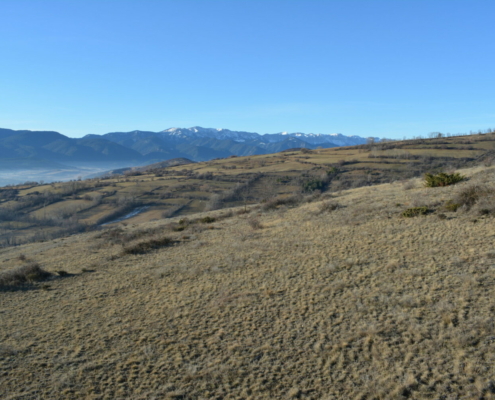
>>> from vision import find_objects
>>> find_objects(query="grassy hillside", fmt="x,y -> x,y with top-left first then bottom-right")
1,132 -> 494,247
1,161 -> 495,398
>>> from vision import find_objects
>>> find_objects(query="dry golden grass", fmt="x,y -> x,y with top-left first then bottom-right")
1,165 -> 495,398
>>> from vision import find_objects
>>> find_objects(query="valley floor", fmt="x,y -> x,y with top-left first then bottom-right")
1,167 -> 495,399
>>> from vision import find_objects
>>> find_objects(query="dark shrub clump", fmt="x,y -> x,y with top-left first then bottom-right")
402,207 -> 430,218
262,194 -> 302,211
122,237 -> 173,255
302,178 -> 326,192
424,172 -> 465,187
0,263 -> 52,289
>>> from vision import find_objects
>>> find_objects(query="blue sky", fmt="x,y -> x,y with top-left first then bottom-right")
1,0 -> 494,139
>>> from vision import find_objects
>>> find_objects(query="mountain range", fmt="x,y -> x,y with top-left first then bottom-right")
85,126 -> 376,161
0,126 -> 377,184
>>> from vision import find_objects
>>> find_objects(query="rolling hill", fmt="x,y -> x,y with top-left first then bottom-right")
1,130 -> 494,248
1,134 -> 495,398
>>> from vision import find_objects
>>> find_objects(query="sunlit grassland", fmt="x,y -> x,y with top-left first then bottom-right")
1,163 -> 495,398
1,133 -> 495,247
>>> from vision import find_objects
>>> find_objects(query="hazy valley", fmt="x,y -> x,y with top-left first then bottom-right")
0,127 -> 372,187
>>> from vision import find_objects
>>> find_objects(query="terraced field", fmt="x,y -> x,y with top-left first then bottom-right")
2,133 -> 495,247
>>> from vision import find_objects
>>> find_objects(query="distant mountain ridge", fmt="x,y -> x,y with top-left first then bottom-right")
0,127 -> 378,181
0,128 -> 143,164
159,126 -> 371,147
84,126 -> 377,162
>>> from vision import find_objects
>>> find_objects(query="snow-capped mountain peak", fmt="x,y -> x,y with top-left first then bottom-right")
157,126 -> 377,146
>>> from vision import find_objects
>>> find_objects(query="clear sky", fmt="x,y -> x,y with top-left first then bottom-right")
1,0 -> 494,139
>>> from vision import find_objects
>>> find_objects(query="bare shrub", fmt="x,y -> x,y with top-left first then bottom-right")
0,263 -> 52,289
262,194 -> 302,211
482,156 -> 494,167
402,207 -> 430,218
402,180 -> 416,190
444,200 -> 460,212
303,191 -> 322,203
204,194 -> 222,211
122,237 -> 173,255
476,194 -> 495,215
217,209 -> 234,219
247,217 -> 263,230
166,222 -> 187,232
317,201 -> 341,214
96,226 -> 164,245
454,184 -> 493,210
200,216 -> 215,224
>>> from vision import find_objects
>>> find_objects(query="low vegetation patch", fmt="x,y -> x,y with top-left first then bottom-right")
96,225 -> 180,246
0,263 -> 52,290
402,206 -> 430,217
444,200 -> 460,212
317,200 -> 341,214
122,237 -> 173,255
247,217 -> 263,230
302,178 -> 326,192
454,184 -> 493,210
262,194 -> 302,211
424,172 -> 465,187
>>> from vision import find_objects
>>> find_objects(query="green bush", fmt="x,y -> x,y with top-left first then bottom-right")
424,172 -> 465,187
200,216 -> 215,224
302,178 -> 325,192
402,207 -> 430,218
